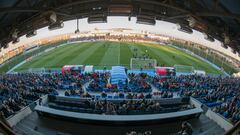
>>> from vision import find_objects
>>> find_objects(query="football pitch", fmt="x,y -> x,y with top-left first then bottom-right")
15,41 -> 222,74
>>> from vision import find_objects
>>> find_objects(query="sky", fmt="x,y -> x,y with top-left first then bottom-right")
2,16 -> 239,60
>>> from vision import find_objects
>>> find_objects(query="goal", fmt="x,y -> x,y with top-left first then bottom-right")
130,58 -> 157,69
174,64 -> 194,73
28,68 -> 46,73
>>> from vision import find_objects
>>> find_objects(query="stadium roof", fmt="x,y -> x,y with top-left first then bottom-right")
0,0 -> 240,53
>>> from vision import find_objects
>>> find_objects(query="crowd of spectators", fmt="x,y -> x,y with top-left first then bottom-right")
1,72 -> 240,124
49,97 -> 194,115
87,72 -> 151,93
62,74 -> 240,123
127,73 -> 151,92
0,72 -> 91,118
213,95 -> 240,124
87,72 -> 110,92
94,99 -> 164,115
149,75 -> 240,123
152,91 -> 174,98
64,90 -> 153,99
0,73 -> 57,117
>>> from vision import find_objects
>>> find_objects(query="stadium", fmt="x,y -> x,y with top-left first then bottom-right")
0,0 -> 240,135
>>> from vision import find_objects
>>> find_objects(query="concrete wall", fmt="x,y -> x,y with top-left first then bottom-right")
191,97 -> 234,131
41,95 -> 49,105
190,97 -> 202,109
206,109 -> 233,131
7,106 -> 32,127
6,95 -> 47,127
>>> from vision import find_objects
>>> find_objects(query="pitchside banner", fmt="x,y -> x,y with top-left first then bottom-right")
155,67 -> 176,76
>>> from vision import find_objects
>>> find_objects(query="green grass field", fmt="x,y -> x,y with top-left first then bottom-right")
15,41 -> 222,74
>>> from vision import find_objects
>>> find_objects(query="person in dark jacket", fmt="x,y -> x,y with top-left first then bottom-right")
178,121 -> 193,135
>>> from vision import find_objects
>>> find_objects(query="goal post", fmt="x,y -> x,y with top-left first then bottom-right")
130,58 -> 157,69
174,64 -> 194,73
28,68 -> 46,73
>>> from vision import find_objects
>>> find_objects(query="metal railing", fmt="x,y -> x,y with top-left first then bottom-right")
0,115 -> 16,135
224,121 -> 240,135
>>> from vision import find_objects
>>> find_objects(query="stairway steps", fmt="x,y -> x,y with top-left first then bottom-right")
21,119 -> 37,129
193,121 -> 217,134
17,123 -> 44,135
13,111 -> 226,135
14,125 -> 27,135
198,125 -> 223,135
15,125 -> 30,135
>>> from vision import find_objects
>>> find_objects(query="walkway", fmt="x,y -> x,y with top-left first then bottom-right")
13,111 -> 225,135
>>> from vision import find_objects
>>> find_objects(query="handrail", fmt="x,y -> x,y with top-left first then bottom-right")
214,111 -> 233,125
35,105 -> 202,122
224,121 -> 240,135
0,119 -> 16,135
6,98 -> 41,127
0,121 -> 16,135
52,95 -> 186,101
6,100 -> 36,120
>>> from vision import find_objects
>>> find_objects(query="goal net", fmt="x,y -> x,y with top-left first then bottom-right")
28,68 -> 46,73
174,65 -> 194,73
130,58 -> 157,69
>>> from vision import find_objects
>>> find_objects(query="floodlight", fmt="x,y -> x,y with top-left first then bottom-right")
12,29 -> 19,39
187,17 -> 196,27
203,33 -> 215,42
12,38 -> 19,44
49,12 -> 57,23
26,30 -> 37,38
136,16 -> 156,25
221,43 -> 228,49
4,43 -> 9,48
1,42 -> 8,49
223,33 -> 230,44
48,21 -> 64,30
231,49 -> 237,54
177,24 -> 193,34
88,15 -> 107,24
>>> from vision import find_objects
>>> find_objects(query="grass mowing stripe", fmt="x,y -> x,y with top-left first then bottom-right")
135,43 -> 175,66
130,42 -> 176,66
126,42 -> 145,55
29,42 -> 102,68
159,45 -> 220,73
67,42 -> 96,64
126,42 -> 170,66
16,43 -> 82,70
71,42 -> 105,64
120,42 -> 133,67
16,43 -> 93,70
118,42 -> 120,65
146,43 -> 221,74
82,42 -> 109,66
155,45 -> 198,66
100,42 -> 120,67
15,41 -> 222,74
132,42 -> 220,74
156,45 -> 218,73
44,43 -> 91,67
23,43 -> 87,68
142,43 -> 193,66
35,43 -> 79,63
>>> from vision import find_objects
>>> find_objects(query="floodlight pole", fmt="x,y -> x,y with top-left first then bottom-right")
77,18 -> 79,30
75,18 -> 80,34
